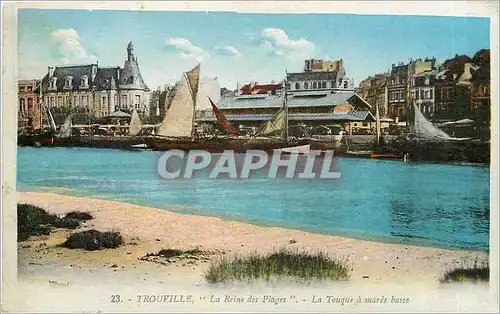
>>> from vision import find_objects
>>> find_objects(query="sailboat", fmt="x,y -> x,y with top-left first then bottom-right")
244,81 -> 310,153
391,102 -> 483,163
58,115 -> 72,138
129,109 -> 142,136
148,64 -> 234,152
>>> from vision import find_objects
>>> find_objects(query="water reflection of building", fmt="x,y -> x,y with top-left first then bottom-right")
18,79 -> 42,131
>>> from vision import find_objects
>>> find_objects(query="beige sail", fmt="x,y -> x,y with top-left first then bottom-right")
412,103 -> 469,141
157,65 -> 200,138
129,109 -> 142,136
59,115 -> 72,138
186,64 -> 201,102
256,107 -> 287,138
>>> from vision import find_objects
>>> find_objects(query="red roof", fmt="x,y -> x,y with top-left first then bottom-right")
240,83 -> 283,95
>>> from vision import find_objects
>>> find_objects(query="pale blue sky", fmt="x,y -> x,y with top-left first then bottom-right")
18,9 -> 490,89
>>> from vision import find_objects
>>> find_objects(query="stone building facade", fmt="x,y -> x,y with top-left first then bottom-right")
18,79 -> 42,130
409,70 -> 437,118
286,59 -> 354,93
356,73 -> 389,118
39,42 -> 150,119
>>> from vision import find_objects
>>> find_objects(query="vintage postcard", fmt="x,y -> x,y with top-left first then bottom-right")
2,1 -> 499,312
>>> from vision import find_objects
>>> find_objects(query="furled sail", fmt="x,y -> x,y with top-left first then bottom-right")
157,64 -> 200,138
255,106 -> 287,138
209,97 -> 238,134
59,115 -> 72,138
412,103 -> 469,141
129,109 -> 142,136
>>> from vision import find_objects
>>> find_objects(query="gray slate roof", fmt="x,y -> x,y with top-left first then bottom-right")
197,111 -> 374,122
218,91 -> 370,109
287,71 -> 338,81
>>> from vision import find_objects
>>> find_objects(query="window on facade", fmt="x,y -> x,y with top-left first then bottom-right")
415,90 -> 419,100
322,82 -> 326,89
57,96 -> 62,107
313,82 -> 317,89
74,96 -> 78,106
343,81 -> 348,89
50,78 -> 58,90
122,95 -> 127,108
67,96 -> 72,106
331,81 -> 335,88
430,90 -> 433,99
425,91 -> 430,99
134,95 -> 141,109
304,82 -> 308,89
420,90 -> 424,99
81,76 -> 89,88
295,82 -> 300,90
65,76 -> 73,88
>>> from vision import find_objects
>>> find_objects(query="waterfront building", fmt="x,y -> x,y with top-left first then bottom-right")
356,73 -> 389,118
409,70 -> 437,118
387,58 -> 437,122
18,79 -> 42,131
387,62 -> 409,122
434,54 -> 472,120
470,49 -> 490,123
38,42 -> 150,119
286,59 -> 355,93
197,87 -> 374,134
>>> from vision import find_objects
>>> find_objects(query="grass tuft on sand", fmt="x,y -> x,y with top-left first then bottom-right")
205,249 -> 349,284
442,265 -> 489,283
63,229 -> 123,251
144,248 -> 203,258
17,203 -> 81,241
64,211 -> 94,221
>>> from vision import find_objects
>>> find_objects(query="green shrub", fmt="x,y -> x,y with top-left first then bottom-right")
17,204 -> 58,241
64,211 -> 93,221
63,229 -> 123,251
205,249 -> 350,284
52,217 -> 81,229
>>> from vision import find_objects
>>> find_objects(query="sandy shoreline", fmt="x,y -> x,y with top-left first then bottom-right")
15,191 -> 489,288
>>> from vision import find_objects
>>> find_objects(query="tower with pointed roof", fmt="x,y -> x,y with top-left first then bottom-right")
38,42 -> 151,120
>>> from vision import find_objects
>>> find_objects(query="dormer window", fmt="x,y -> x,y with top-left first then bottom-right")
50,77 -> 58,90
64,76 -> 73,89
80,75 -> 89,89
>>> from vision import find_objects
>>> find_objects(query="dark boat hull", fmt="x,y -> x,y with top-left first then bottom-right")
146,137 -> 310,153
18,131 -> 56,147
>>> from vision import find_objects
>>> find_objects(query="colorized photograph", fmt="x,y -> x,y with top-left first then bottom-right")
4,2 -> 498,312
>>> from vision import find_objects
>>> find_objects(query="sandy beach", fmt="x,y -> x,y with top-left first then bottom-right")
16,191 -> 489,286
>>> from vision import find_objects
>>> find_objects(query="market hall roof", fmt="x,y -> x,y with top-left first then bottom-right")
197,111 -> 375,123
217,91 -> 371,110
286,71 -> 338,81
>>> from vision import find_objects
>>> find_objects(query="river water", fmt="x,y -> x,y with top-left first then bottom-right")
16,147 -> 490,251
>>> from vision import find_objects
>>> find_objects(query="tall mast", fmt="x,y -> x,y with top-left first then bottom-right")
284,73 -> 289,145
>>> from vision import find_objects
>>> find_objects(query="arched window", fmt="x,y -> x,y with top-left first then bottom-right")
304,82 -> 308,89
295,82 -> 300,90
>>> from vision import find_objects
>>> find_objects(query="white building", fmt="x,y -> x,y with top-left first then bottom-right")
39,42 -> 150,118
